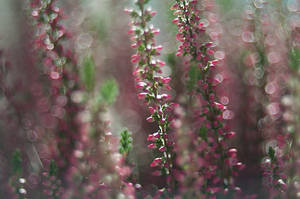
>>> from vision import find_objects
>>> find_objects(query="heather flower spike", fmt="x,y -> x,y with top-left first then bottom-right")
172,0 -> 242,197
127,0 -> 175,176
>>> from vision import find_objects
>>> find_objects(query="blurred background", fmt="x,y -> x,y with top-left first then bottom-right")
0,0 -> 300,198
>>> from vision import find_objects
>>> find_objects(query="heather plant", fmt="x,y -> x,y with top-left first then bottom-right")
236,2 -> 291,198
1,0 -> 300,199
127,0 -> 175,180
170,0 -> 243,198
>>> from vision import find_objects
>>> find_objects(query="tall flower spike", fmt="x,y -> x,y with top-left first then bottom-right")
244,2 -> 291,198
127,0 -> 175,177
30,0 -> 84,177
285,6 -> 300,197
172,0 -> 242,197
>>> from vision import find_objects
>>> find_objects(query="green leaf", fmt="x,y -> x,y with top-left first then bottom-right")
138,43 -> 145,52
199,126 -> 208,142
268,146 -> 276,161
81,55 -> 96,92
289,48 -> 300,71
11,149 -> 22,175
98,79 -> 119,105
119,129 -> 133,155
49,160 -> 58,177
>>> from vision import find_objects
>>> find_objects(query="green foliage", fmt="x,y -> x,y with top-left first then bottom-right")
98,79 -> 119,105
81,55 -> 96,92
49,160 -> 58,177
187,64 -> 201,92
119,129 -> 133,155
268,146 -> 276,161
11,149 -> 22,175
199,126 -> 208,142
289,48 -> 300,71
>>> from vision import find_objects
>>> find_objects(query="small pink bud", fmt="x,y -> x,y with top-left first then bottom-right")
128,28 -> 135,35
224,188 -> 229,194
171,3 -> 178,10
207,49 -> 214,55
172,18 -> 179,24
228,148 -> 237,158
131,43 -> 138,48
212,78 -> 221,86
124,8 -> 133,14
137,92 -> 147,99
146,116 -> 154,123
148,107 -> 155,114
50,71 -> 60,80
196,54 -> 202,61
176,52 -> 182,56
164,162 -> 169,168
147,134 -> 156,141
150,11 -> 157,17
159,146 -> 166,152
165,85 -> 171,90
155,45 -> 163,51
236,162 -> 245,170
160,94 -> 171,100
214,102 -> 226,110
150,158 -> 162,167
157,60 -> 166,67
173,10 -> 182,16
148,143 -> 156,149
162,77 -> 171,84
203,83 -> 208,89
203,107 -> 209,114
209,94 -> 215,101
234,187 -> 241,193
152,29 -> 160,35
205,42 -> 213,47
198,22 -> 204,28
213,121 -> 218,127
153,132 -> 160,138
167,141 -> 173,146
225,131 -> 236,138
136,82 -> 147,89
211,60 -> 219,65
131,54 -> 140,63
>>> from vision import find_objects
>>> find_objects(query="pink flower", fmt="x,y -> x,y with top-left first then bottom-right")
148,143 -> 156,149
150,158 -> 162,167
137,92 -> 147,99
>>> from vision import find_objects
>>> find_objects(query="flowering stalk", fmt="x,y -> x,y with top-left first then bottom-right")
277,3 -> 300,198
247,3 -> 292,198
8,150 -> 28,199
30,0 -> 84,177
127,0 -> 175,177
61,57 -> 134,198
41,160 -> 64,199
172,0 -> 243,197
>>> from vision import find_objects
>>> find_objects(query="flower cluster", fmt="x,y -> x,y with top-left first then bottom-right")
171,0 -> 243,197
31,0 -> 67,79
127,0 -> 175,176
30,0 -> 84,176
